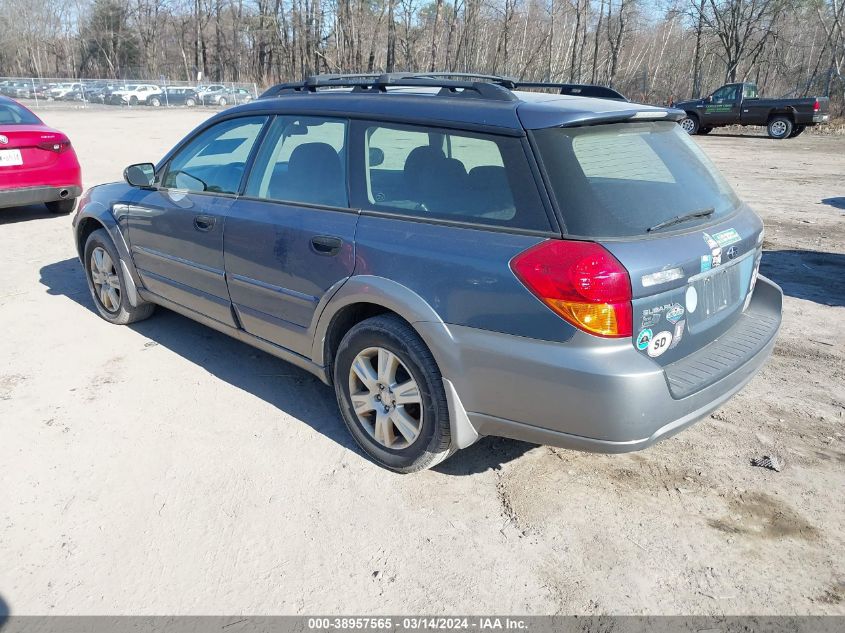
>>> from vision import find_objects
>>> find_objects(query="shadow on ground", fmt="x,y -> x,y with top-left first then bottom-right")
0,204 -> 57,225
38,258 -> 531,475
760,249 -> 845,307
0,592 -> 8,621
821,197 -> 845,210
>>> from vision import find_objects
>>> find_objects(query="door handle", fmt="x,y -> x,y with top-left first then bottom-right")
193,214 -> 215,232
310,235 -> 343,256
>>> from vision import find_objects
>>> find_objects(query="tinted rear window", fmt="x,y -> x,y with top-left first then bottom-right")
534,121 -> 739,237
0,101 -> 41,125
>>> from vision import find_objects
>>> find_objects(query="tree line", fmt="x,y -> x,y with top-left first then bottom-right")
0,0 -> 842,110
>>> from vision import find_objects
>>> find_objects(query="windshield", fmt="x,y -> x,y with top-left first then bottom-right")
534,121 -> 740,238
0,101 -> 42,125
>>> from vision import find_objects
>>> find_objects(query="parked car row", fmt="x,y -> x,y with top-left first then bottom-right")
0,80 -> 255,107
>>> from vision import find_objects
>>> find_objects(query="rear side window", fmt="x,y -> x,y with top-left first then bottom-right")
245,116 -> 348,208
534,122 -> 740,238
357,123 -> 550,231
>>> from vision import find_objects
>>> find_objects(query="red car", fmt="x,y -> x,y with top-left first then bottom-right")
0,96 -> 82,214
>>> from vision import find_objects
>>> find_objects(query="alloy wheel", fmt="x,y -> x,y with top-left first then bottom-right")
348,347 -> 423,450
680,117 -> 696,133
770,120 -> 787,137
90,247 -> 121,313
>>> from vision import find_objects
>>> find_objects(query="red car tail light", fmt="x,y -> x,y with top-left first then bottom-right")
813,99 -> 820,112
511,240 -> 632,338
37,140 -> 71,153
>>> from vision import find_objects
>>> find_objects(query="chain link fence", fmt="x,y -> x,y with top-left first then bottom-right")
0,76 -> 260,111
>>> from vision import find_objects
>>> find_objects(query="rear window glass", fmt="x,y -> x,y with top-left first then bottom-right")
360,123 -> 550,231
534,121 -> 740,237
0,101 -> 41,125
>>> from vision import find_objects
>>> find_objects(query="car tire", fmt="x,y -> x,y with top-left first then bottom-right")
150,97 -> 161,107
186,98 -> 196,107
699,126 -> 713,135
129,96 -> 138,106
83,229 -> 155,325
333,314 -> 452,473
679,115 -> 699,135
46,198 -> 77,214
789,125 -> 805,138
767,115 -> 793,139
218,97 -> 227,107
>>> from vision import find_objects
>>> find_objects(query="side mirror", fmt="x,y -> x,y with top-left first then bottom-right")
705,95 -> 713,103
124,163 -> 156,187
369,147 -> 385,167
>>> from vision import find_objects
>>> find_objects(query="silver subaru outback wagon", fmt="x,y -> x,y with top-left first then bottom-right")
72,73 -> 782,472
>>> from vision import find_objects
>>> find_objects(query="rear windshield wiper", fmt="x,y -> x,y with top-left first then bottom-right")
647,207 -> 715,233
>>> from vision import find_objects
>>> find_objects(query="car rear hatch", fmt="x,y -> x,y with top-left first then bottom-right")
531,118 -> 775,397
0,126 -> 68,174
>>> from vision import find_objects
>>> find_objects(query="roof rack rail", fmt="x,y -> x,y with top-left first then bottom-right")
259,72 -> 518,102
259,72 -> 626,102
513,82 -> 627,101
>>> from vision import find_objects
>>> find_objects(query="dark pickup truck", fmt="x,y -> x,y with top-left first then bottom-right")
673,82 -> 830,139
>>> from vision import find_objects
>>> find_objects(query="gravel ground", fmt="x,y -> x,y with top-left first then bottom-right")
0,108 -> 843,615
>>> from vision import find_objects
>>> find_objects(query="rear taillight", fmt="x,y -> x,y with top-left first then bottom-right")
511,240 -> 632,338
38,140 -> 71,153
813,99 -> 820,112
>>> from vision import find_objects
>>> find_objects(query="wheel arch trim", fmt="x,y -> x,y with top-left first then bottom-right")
74,203 -> 143,307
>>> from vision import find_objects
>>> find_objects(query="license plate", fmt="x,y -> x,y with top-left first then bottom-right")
0,149 -> 23,166
689,249 -> 755,320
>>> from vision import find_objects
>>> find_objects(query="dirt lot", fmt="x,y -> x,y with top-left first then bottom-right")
0,107 -> 843,616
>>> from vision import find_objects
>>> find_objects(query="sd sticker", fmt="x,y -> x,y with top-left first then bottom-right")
647,331 -> 673,358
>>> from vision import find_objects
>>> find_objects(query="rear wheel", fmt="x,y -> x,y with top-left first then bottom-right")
218,97 -> 227,107
767,116 -> 793,139
679,115 -> 699,135
129,95 -> 138,106
333,315 -> 452,473
46,198 -> 76,214
83,229 -> 155,325
789,125 -> 805,138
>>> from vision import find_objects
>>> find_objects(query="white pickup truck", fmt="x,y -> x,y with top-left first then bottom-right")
109,84 -> 161,106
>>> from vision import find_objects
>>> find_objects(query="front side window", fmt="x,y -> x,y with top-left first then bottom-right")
359,123 -> 549,231
534,121 -> 740,238
711,85 -> 738,103
163,116 -> 267,194
245,116 -> 348,208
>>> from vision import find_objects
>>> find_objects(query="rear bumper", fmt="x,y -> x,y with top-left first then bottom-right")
420,276 -> 782,453
812,114 -> 829,124
0,185 -> 83,209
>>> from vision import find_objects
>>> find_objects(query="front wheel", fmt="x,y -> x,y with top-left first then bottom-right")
679,115 -> 699,135
333,315 -> 452,473
767,116 -> 793,139
83,229 -> 155,325
149,97 -> 161,107
185,98 -> 196,106
46,198 -> 76,214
